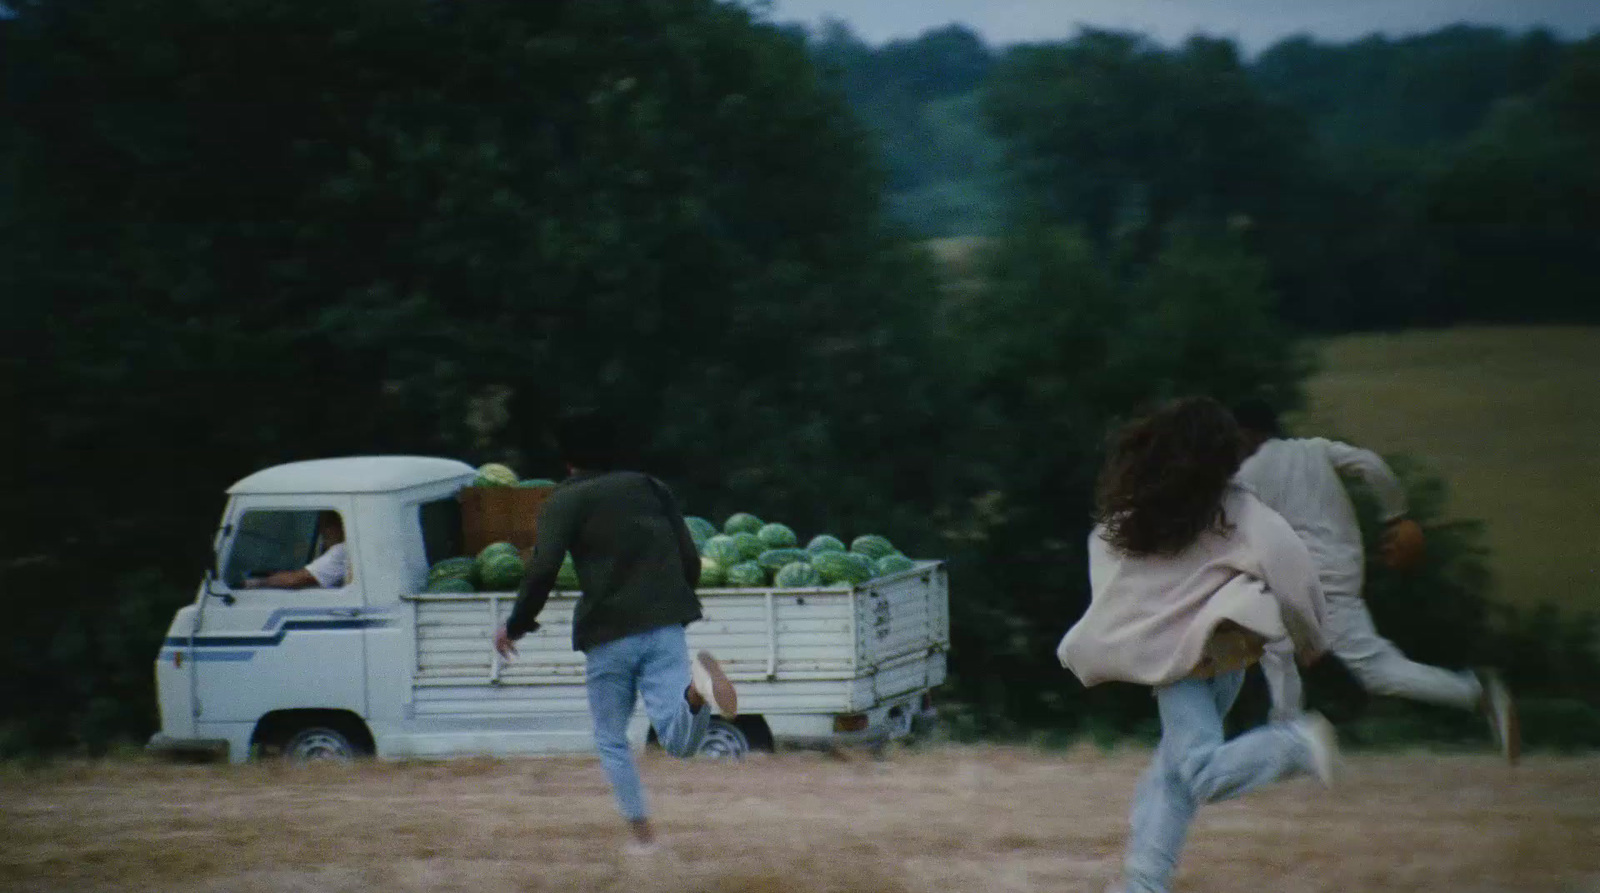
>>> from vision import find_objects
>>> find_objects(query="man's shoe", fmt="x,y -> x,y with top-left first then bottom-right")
1292,712 -> 1339,788
1478,669 -> 1520,765
691,650 -> 737,719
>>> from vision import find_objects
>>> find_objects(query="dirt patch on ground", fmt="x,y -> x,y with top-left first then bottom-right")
3,745 -> 1596,892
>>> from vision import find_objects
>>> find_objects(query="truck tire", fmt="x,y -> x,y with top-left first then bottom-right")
283,725 -> 362,763
696,717 -> 750,759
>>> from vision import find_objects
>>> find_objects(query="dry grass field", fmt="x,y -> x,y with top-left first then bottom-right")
4,746 -> 1597,893
1299,325 -> 1600,613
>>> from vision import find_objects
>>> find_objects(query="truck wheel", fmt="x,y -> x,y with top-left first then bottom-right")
283,725 -> 361,763
696,717 -> 750,759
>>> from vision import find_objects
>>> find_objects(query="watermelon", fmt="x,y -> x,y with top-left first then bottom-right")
731,531 -> 764,562
556,554 -> 579,590
477,541 -> 520,564
475,463 -> 518,487
851,534 -> 897,560
757,522 -> 798,549
725,561 -> 767,588
425,577 -> 476,594
806,534 -> 846,555
478,552 -> 525,590
518,478 -> 556,488
810,550 -> 855,585
873,553 -> 916,577
699,557 -> 727,587
427,556 -> 477,584
703,535 -> 742,567
685,516 -> 717,547
758,548 -> 807,572
839,552 -> 874,585
774,561 -> 822,588
723,512 -> 763,536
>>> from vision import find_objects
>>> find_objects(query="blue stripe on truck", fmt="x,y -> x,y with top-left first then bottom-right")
158,649 -> 255,662
162,616 -> 386,650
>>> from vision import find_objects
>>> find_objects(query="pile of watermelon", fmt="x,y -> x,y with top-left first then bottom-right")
426,465 -> 916,593
688,512 -> 915,589
424,540 -> 529,593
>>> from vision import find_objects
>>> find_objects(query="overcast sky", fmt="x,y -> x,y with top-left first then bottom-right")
761,0 -> 1600,52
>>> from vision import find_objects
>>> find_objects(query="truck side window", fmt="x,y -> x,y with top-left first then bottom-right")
418,498 -> 463,566
224,509 -> 350,589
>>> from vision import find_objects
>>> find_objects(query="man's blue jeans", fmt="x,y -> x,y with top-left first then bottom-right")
585,624 -> 710,822
1124,670 -> 1315,893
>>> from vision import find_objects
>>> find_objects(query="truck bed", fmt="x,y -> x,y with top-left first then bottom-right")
401,560 -> 949,718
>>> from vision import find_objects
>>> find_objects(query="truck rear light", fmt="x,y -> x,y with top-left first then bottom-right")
173,652 -> 184,668
833,713 -> 868,732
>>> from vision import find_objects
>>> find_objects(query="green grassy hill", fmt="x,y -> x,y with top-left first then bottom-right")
1297,326 -> 1600,613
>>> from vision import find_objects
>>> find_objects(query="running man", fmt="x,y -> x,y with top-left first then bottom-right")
1230,398 -> 1518,762
494,410 -> 737,854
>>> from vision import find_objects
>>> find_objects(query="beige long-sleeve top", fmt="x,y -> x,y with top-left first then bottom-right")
1236,437 -> 1408,593
1057,486 -> 1328,688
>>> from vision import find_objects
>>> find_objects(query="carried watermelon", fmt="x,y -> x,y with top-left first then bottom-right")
699,557 -> 727,587
758,548 -> 807,572
725,561 -> 767,588
703,535 -> 742,567
474,463 -> 518,487
478,552 -> 525,590
425,577 -> 476,594
873,553 -> 916,578
850,534 -> 897,560
774,561 -> 822,588
685,516 -> 717,548
806,534 -> 846,555
556,554 -> 579,590
757,522 -> 798,550
723,512 -> 763,536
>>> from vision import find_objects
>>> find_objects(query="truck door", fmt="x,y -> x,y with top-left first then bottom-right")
192,499 -> 368,735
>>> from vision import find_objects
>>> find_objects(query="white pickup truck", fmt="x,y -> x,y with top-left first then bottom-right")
149,456 -> 949,762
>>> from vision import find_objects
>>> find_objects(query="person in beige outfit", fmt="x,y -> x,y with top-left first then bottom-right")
1230,398 -> 1518,763
1058,397 -> 1338,893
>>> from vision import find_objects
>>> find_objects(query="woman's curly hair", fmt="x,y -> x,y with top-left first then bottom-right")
1095,396 -> 1244,557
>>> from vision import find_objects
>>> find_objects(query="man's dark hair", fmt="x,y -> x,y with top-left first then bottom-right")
553,409 -> 623,470
1095,396 -> 1244,557
1229,396 -> 1283,438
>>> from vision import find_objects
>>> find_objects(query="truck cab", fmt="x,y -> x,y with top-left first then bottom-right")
151,456 -> 475,761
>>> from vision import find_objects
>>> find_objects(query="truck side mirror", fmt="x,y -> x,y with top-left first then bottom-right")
204,567 -> 235,606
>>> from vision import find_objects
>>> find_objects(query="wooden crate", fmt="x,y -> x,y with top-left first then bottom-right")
458,486 -> 555,559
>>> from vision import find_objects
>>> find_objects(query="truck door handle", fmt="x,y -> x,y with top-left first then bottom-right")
330,608 -> 363,617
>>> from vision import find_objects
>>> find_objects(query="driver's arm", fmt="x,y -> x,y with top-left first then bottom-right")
242,568 -> 318,589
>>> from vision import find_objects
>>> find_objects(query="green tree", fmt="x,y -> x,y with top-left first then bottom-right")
984,31 -> 1309,258
0,0 -> 954,752
1424,36 -> 1600,324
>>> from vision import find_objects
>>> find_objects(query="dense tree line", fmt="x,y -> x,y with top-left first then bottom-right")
814,22 -> 1600,330
0,2 -> 1594,755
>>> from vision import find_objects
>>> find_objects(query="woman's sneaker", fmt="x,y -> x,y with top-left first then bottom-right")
1478,669 -> 1520,765
1292,712 -> 1340,788
691,650 -> 738,719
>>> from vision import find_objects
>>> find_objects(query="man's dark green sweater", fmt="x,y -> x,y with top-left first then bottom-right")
505,469 -> 702,652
